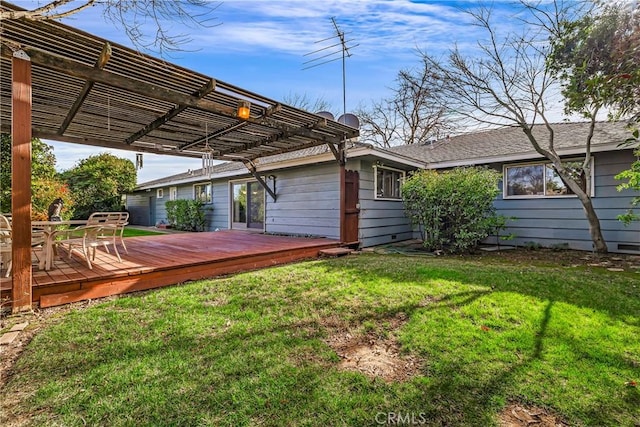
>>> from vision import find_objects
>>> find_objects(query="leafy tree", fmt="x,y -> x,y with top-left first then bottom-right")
402,167 -> 501,253
420,3 -> 610,252
548,1 -> 640,224
62,153 -> 136,219
31,178 -> 75,221
0,133 -> 74,219
356,63 -> 453,148
615,129 -> 640,224
0,0 -> 221,55
548,1 -> 640,122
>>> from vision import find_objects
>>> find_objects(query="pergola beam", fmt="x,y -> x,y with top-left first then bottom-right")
58,42 -> 112,135
177,103 -> 282,151
241,160 -> 277,202
125,78 -> 216,145
0,125 -> 203,158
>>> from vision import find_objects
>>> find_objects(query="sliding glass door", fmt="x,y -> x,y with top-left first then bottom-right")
231,181 -> 264,230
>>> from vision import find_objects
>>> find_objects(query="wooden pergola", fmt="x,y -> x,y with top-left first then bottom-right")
0,2 -> 359,312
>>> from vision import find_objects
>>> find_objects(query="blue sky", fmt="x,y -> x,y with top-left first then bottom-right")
25,0 -> 524,183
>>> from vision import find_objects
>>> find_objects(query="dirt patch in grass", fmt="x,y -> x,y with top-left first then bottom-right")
498,403 -> 569,427
322,312 -> 421,383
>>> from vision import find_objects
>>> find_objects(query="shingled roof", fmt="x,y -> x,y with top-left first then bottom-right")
137,144 -> 333,188
135,141 -> 426,189
389,121 -> 632,167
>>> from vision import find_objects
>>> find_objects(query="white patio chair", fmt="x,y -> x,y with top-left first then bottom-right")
114,212 -> 129,254
54,224 -> 121,270
0,214 -> 12,277
88,212 -> 129,254
30,228 -> 46,265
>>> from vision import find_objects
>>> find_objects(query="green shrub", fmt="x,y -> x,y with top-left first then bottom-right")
165,199 -> 206,231
402,167 -> 501,253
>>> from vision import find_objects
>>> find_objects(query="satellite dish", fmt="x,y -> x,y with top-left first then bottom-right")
316,111 -> 335,121
337,113 -> 360,129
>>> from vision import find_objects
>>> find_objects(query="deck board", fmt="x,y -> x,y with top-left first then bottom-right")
0,230 -> 339,308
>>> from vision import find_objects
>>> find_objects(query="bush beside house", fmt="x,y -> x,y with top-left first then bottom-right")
402,167 -> 502,253
165,199 -> 207,231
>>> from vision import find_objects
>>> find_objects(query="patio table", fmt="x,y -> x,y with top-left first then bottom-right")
32,220 -> 88,270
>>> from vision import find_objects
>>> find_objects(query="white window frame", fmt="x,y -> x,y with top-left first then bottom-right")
503,158 -> 595,199
156,188 -> 164,199
374,165 -> 405,200
193,182 -> 212,204
169,186 -> 178,201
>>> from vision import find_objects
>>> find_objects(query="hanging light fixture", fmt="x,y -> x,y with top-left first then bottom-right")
237,100 -> 251,120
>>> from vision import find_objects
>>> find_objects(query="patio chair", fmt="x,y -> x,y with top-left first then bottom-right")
30,228 -> 46,265
88,212 -> 129,254
114,212 -> 129,254
0,214 -> 11,277
54,224 -> 121,270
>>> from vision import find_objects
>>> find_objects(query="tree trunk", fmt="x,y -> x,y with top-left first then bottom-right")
554,162 -> 609,253
576,191 -> 608,253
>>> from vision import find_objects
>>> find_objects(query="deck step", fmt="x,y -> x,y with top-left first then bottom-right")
319,247 -> 353,257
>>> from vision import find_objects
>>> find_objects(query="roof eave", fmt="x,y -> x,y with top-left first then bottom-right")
134,145 -> 426,190
425,141 -> 628,169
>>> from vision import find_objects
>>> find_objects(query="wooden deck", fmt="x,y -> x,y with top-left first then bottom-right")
1,230 -> 339,308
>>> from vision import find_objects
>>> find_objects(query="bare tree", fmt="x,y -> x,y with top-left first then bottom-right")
0,0 -> 221,54
282,92 -> 334,115
422,2 -> 610,253
356,61 -> 453,148
356,98 -> 398,148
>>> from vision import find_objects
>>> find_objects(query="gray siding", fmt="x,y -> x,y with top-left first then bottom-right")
154,190 -> 169,225
265,163 -> 341,239
492,150 -> 639,254
134,181 -> 223,230
125,193 -> 151,226
210,181 -> 229,230
358,159 -> 414,247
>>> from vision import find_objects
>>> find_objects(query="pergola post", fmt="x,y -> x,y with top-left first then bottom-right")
338,141 -> 346,244
11,50 -> 33,312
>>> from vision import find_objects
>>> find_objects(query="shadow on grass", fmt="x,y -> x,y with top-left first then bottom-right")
4,254 -> 638,426
316,254 -> 640,324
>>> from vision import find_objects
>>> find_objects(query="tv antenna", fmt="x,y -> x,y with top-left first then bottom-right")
303,17 -> 358,118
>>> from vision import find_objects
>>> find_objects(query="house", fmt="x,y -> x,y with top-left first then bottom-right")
389,121 -> 639,254
127,121 -> 639,253
126,143 -> 426,248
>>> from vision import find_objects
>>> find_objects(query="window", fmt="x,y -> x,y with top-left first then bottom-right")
375,166 -> 405,199
194,182 -> 212,204
169,186 -> 177,201
504,159 -> 591,198
156,188 -> 164,199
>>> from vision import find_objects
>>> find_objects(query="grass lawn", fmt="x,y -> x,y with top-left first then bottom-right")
1,252 -> 638,426
121,227 -> 167,237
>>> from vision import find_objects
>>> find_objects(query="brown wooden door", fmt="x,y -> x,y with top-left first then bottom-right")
344,170 -> 360,245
